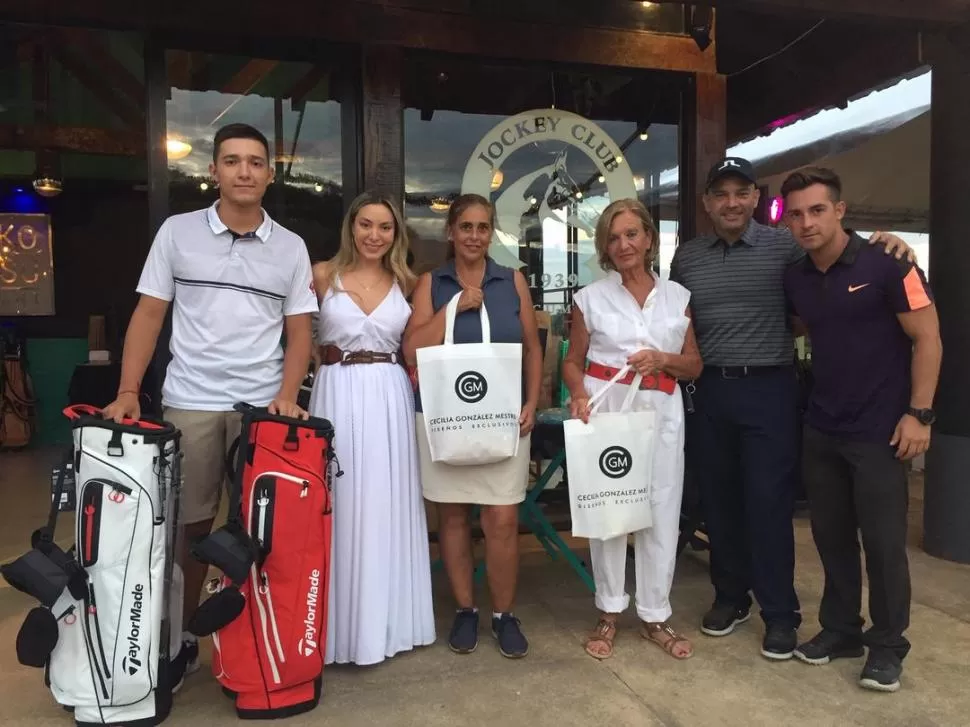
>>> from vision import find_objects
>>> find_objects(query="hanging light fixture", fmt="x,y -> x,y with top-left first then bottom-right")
490,169 -> 504,190
430,197 -> 451,213
32,177 -> 63,197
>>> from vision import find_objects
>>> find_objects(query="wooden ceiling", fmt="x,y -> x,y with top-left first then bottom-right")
0,0 -> 964,146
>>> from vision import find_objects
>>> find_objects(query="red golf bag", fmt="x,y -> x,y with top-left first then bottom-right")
188,403 -> 338,720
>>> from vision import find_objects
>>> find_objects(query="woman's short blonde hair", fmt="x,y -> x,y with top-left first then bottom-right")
593,198 -> 659,272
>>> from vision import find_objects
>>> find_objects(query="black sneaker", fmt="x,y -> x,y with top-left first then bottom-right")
172,640 -> 200,693
859,650 -> 902,693
492,613 -> 529,658
761,624 -> 797,660
701,603 -> 751,637
449,608 -> 479,654
794,630 -> 865,666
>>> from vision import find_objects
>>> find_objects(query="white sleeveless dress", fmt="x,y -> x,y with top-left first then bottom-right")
309,278 -> 436,665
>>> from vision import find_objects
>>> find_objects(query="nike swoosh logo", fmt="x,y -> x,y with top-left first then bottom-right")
848,284 -> 870,293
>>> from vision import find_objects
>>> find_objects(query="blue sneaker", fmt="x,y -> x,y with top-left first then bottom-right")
448,608 -> 479,654
492,613 -> 529,658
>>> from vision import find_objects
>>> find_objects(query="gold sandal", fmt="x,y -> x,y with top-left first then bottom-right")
640,621 -> 694,660
584,618 -> 617,660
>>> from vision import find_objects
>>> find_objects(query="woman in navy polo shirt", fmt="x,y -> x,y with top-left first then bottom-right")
404,193 -> 543,659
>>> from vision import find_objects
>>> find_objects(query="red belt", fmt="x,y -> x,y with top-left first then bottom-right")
585,361 -> 677,395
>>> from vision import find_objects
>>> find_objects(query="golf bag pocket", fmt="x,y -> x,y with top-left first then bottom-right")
17,606 -> 59,667
187,584 -> 245,637
191,521 -> 257,587
1,548 -> 70,608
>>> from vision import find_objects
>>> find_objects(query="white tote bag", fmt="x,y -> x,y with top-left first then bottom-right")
564,365 -> 658,540
417,292 -> 523,465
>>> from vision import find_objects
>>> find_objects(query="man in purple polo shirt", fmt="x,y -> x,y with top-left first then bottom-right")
781,167 -> 942,693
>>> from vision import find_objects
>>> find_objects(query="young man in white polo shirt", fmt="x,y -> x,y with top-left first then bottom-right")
103,123 -> 318,674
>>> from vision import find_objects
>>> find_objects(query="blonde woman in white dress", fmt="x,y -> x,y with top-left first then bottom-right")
562,198 -> 703,661
310,191 -> 436,666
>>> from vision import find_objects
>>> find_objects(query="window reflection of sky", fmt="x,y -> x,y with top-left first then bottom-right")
165,88 -> 681,281
166,89 -> 343,185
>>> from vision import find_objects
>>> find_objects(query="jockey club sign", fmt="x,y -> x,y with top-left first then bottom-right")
461,109 -> 638,276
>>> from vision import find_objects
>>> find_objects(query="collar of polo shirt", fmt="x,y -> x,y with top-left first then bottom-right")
205,202 -> 275,243
708,219 -> 765,248
800,229 -> 865,272
440,256 -> 507,285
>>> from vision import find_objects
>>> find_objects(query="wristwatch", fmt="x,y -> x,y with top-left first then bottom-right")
907,407 -> 936,426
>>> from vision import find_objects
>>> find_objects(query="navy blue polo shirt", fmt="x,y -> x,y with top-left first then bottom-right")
783,231 -> 934,442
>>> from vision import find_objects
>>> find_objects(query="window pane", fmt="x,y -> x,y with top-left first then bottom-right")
404,57 -> 682,333
165,51 -> 343,262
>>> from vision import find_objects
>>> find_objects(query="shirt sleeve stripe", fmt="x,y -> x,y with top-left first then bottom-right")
902,267 -> 932,310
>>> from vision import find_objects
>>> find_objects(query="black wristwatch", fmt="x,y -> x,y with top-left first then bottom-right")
907,407 -> 936,426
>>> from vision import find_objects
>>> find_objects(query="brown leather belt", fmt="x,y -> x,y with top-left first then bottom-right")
318,344 -> 399,366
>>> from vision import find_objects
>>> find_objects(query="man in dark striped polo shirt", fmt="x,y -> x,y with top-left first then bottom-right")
782,167 -> 940,693
670,157 -> 913,661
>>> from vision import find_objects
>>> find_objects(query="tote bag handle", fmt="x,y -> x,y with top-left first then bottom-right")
586,364 -> 643,416
444,291 -> 492,345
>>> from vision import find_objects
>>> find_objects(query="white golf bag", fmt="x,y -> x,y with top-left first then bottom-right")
1,405 -> 185,726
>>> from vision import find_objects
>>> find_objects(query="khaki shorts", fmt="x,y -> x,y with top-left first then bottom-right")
164,408 -> 242,525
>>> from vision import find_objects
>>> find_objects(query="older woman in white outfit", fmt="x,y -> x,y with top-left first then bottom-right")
562,198 -> 703,661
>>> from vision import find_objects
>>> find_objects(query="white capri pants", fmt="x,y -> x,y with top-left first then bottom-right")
588,384 -> 686,622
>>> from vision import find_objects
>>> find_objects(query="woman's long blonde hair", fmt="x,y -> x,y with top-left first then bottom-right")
326,191 -> 417,296
593,198 -> 659,272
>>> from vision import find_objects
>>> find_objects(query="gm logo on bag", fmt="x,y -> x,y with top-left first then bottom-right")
599,446 -> 632,479
455,371 -> 488,403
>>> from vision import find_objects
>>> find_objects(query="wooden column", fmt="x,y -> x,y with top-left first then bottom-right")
681,72 -> 727,242
921,30 -> 970,564
361,45 -> 404,205
145,34 -> 170,417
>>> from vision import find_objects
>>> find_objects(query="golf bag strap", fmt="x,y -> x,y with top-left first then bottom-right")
226,436 -> 242,524
39,450 -> 71,547
225,402 -> 255,527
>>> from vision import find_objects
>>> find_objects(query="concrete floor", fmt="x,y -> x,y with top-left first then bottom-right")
1,447 -> 969,726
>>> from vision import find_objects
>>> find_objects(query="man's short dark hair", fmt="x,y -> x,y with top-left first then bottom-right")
212,123 -> 271,163
781,166 -> 843,202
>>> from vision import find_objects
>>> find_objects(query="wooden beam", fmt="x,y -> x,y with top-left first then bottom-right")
221,59 -> 278,96
47,45 -> 145,129
0,1 -> 716,74
0,124 -> 144,155
287,65 -> 328,108
362,45 -> 404,205
687,73 -> 727,239
54,28 -> 144,105
651,0 -> 970,24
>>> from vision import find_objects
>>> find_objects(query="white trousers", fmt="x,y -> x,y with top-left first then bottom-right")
588,406 -> 686,622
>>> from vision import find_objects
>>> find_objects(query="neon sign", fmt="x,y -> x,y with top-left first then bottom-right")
0,214 -> 55,316
769,197 -> 784,225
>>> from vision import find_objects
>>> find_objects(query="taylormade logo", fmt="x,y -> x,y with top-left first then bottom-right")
122,583 -> 144,676
297,569 -> 321,657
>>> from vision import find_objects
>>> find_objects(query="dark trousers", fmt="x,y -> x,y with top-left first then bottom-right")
802,426 -> 911,661
687,366 -> 801,628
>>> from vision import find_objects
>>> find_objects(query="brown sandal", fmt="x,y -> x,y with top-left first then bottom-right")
584,618 -> 617,660
640,621 -> 693,660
